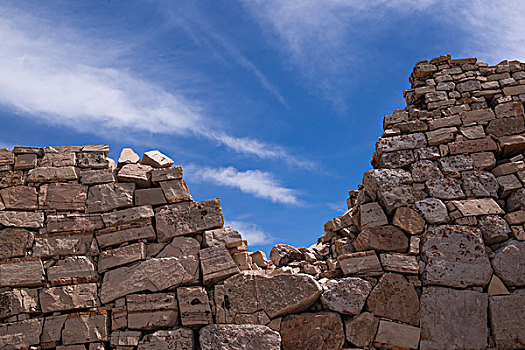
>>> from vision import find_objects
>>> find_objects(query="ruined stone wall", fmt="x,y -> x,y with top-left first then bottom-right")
1,54 -> 524,350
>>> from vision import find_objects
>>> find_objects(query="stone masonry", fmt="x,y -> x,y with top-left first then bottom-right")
1,54 -> 525,349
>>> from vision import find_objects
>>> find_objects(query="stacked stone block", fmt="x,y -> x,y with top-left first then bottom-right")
1,54 -> 525,350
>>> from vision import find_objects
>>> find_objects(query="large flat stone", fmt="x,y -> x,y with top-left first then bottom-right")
61,312 -> 109,345
0,211 -> 44,229
0,228 -> 34,259
39,183 -> 87,211
0,318 -> 43,350
46,213 -> 104,234
85,183 -> 135,213
344,312 -> 378,348
127,293 -> 178,330
80,169 -> 116,185
41,152 -> 76,167
452,198 -> 504,216
177,286 -> 213,327
338,250 -> 383,276
98,242 -> 146,272
27,166 -> 78,183
0,288 -> 39,320
200,245 -> 239,286
354,225 -> 408,252
96,224 -> 156,249
422,225 -> 492,288
160,180 -> 192,203
203,227 -> 243,248
100,256 -> 199,303
489,290 -> 525,349
47,256 -> 97,285
492,240 -> 525,287
281,312 -> 344,350
0,186 -> 37,210
200,324 -> 281,350
39,283 -> 99,313
0,258 -> 44,287
138,328 -> 194,350
420,287 -> 488,350
101,205 -> 154,227
320,277 -> 372,315
374,320 -> 420,350
117,164 -> 153,187
33,233 -> 94,258
155,199 -> 224,241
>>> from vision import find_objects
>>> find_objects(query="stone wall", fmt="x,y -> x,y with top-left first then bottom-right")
1,54 -> 524,350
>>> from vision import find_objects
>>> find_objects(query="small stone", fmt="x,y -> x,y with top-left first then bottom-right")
507,188 -> 525,211
452,198 -> 504,216
379,150 -> 415,168
0,228 -> 33,259
374,320 -> 420,350
251,251 -> 270,268
200,324 -> 281,350
492,240 -> 525,287
14,154 -> 37,170
426,127 -> 457,145
47,256 -> 97,285
489,290 -> 525,349
76,152 -> 109,169
100,205 -> 154,227
377,185 -> 416,213
471,152 -> 496,170
151,167 -> 183,183
338,251 -> 382,276
499,134 -> 525,156
203,227 -> 242,248
270,244 -> 303,266
439,154 -> 473,173
117,164 -> 153,187
375,133 -> 427,155
320,277 -> 372,315
420,287 -> 488,350
460,108 -> 495,124
80,169 -> 116,185
281,312 -> 344,350
138,328 -> 194,350
448,137 -> 498,154
61,312 -> 109,345
110,330 -> 141,347
414,198 -> 450,224
46,213 -> 104,234
354,225 -> 408,252
159,180 -> 192,203
157,236 -> 200,259
380,253 -> 419,274
422,225 -> 492,288
457,79 -> 481,92
39,183 -> 87,211
0,318 -> 43,349
39,283 -> 99,313
127,293 -> 178,330
461,171 -> 499,198
487,274 -> 510,296
177,286 -> 213,327
487,116 -> 525,137
411,160 -> 443,182
0,258 -> 44,287
478,215 -> 510,244
494,101 -> 525,118
426,178 -> 465,199
41,152 -> 76,167
344,312 -> 378,347
41,314 -> 67,343
135,187 -> 167,206
359,202 -> 388,229
118,148 -> 140,166
0,288 -> 39,319
0,149 -> 15,165
82,144 -> 109,155
393,207 -> 425,235
85,183 -> 135,213
200,245 -> 239,286
98,242 -> 146,272
141,150 -> 174,168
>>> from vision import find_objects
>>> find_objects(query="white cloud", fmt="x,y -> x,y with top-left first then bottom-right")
186,165 -> 300,205
0,7 -> 307,167
226,220 -> 275,246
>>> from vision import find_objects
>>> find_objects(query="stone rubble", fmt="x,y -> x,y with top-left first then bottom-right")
1,54 -> 525,349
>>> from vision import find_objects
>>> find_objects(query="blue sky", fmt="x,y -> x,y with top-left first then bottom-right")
1,1 -> 524,253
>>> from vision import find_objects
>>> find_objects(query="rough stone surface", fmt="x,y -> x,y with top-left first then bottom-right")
461,170 -> 499,198
489,290 -> 525,349
420,287 -> 488,350
422,225 -> 492,287
61,312 -> 109,345
374,320 -> 420,350
0,288 -> 39,320
47,256 -> 97,285
320,277 -> 372,315
138,328 -> 194,350
141,150 -> 174,168
338,251 -> 383,276
478,215 -> 511,244
203,227 -> 243,248
39,183 -> 87,211
98,242 -> 146,272
452,198 -> 504,216
414,198 -> 450,224
200,245 -> 239,286
85,183 -> 135,213
393,206 -> 425,235
354,225 -> 408,252
491,240 -> 525,287
39,283 -> 99,313
269,244 -> 303,266
127,293 -> 178,330
0,210 -> 44,228
33,233 -> 94,257
380,253 -> 419,274
0,228 -> 34,259
0,186 -> 37,210
27,167 -> 78,183
160,180 -> 192,203
0,258 -> 44,287
344,312 -> 378,348
359,202 -> 388,229
0,318 -> 43,349
177,286 -> 213,327
281,312 -> 344,350
200,324 -> 281,350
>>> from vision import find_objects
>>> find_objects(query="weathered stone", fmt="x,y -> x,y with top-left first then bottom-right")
472,152 -> 496,170
251,251 -> 270,268
127,293 -> 178,330
0,210 -> 44,228
503,84 -> 525,96
414,198 -> 450,224
499,134 -> 525,156
0,288 -> 39,319
457,79 -> 481,92
117,163 -> 153,187
374,320 -> 420,350
420,287 -> 488,350
46,213 -> 104,234
200,324 -> 281,350
160,179 -> 192,203
488,274 -> 510,296
200,245 -> 239,286
41,152 -> 76,167
489,290 -> 525,349
344,312 -> 378,348
320,277 -> 371,315
461,170 -> 499,197
141,150 -> 174,168
40,283 -> 99,313
415,146 -> 440,160
448,137 -> 498,154
452,198 -> 504,216
0,228 -> 33,259
426,178 -> 465,199
492,240 -> 525,287
393,207 -> 425,235
0,149 -> 14,165
80,169 -> 116,185
380,253 -> 419,274
0,170 -> 25,189
281,312 -> 344,350
151,167 -> 183,183
354,225 -> 408,252
338,251 -> 383,276
98,242 -> 146,272
14,154 -> 37,170
377,184 -> 416,213
85,183 -> 135,213
12,146 -> 44,157
363,168 -> 412,200
135,187 -> 167,206
82,144 -> 109,154
110,330 -> 141,347
507,188 -> 525,211
375,133 -> 427,155
505,209 -> 525,225
157,236 -> 200,259
460,125 -> 485,139
0,258 -> 44,287
222,273 -> 322,319
101,205 -> 154,227
426,127 -> 457,145
47,256 -> 97,285
411,160 -> 443,182
97,224 -> 156,249
0,318 -> 43,349
33,233 -> 94,257
497,174 -> 523,197
39,183 -> 87,211
460,108 -> 495,124
177,286 -> 212,327
269,244 -> 303,266
155,199 -> 224,242
100,257 -> 199,303
76,152 -> 109,169
27,166 -> 78,182
422,225 -> 492,287
487,116 -> 525,137
203,227 -> 242,248
232,252 -> 253,271
62,312 -> 109,345
495,101 -> 525,118
41,315 -> 67,343
359,202 -> 388,229
478,215 -> 510,244
379,150 -> 415,168
439,154 -> 473,173
367,273 -> 419,324
118,148 -> 140,166
138,328 -> 194,350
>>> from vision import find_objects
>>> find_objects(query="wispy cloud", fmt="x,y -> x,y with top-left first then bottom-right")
0,6 -> 306,167
226,220 -> 275,246
186,165 -> 300,205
